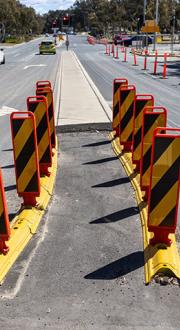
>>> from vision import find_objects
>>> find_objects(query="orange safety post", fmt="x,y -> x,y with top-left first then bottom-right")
140,107 -> 167,200
119,85 -> 136,151
121,42 -> 125,53
112,78 -> 128,136
143,49 -> 148,70
36,87 -> 56,149
123,47 -> 127,62
11,112 -> 40,207
115,45 -> 119,59
132,48 -> 138,66
148,127 -> 180,246
132,94 -> 154,171
153,50 -> 158,75
0,169 -> 10,255
108,44 -> 110,56
162,53 -> 167,79
27,96 -> 52,177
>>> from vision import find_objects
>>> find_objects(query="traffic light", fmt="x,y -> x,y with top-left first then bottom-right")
63,16 -> 69,26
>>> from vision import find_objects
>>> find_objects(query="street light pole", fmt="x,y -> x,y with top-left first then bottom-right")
143,0 -> 147,24
153,0 -> 159,51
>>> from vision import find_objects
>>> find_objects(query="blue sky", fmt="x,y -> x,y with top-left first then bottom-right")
20,0 -> 75,14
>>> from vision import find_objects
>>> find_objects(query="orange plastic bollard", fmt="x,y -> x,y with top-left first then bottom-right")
153,50 -> 158,75
115,46 -> 119,59
143,50 -> 148,70
123,47 -> 127,62
132,48 -> 138,66
162,53 -> 167,79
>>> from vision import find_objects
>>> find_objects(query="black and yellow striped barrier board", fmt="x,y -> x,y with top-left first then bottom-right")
36,80 -> 52,89
10,112 -> 40,206
119,85 -> 136,151
140,107 -> 167,197
132,94 -> 154,171
148,127 -> 180,246
0,169 -> 10,255
27,96 -> 52,177
112,78 -> 128,136
36,87 -> 56,148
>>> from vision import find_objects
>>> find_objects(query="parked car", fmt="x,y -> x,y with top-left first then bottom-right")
120,35 -> 153,47
0,49 -> 5,64
113,34 -> 128,45
39,41 -> 56,55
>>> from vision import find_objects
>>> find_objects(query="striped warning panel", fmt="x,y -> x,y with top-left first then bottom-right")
112,78 -> 128,135
119,85 -> 136,151
11,112 -> 40,198
140,107 -> 167,194
36,87 -> 56,148
148,128 -> 180,245
132,95 -> 154,170
0,169 -> 10,241
27,96 -> 52,176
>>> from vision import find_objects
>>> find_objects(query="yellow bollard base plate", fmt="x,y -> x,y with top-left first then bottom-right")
110,132 -> 180,284
0,139 -> 58,284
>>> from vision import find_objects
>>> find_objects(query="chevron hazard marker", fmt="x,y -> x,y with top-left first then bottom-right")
119,85 -> 136,151
140,107 -> 167,199
11,112 -> 40,206
132,95 -> 154,171
112,78 -> 128,136
148,127 -> 180,246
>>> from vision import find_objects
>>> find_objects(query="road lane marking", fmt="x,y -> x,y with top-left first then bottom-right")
24,64 -> 47,70
0,106 -> 19,116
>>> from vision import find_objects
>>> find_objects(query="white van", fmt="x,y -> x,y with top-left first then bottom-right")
0,49 -> 5,64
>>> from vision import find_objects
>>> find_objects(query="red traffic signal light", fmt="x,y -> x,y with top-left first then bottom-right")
63,16 -> 69,26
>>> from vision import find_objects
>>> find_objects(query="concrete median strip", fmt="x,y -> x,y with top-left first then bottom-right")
110,132 -> 180,284
0,140 -> 58,284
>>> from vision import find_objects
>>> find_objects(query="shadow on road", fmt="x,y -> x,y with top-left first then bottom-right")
92,177 -> 130,188
90,207 -> 139,224
82,156 -> 117,165
5,184 -> 16,192
82,140 -> 111,148
84,251 -> 144,279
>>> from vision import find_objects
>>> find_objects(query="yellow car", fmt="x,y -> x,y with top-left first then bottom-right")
39,41 -> 56,55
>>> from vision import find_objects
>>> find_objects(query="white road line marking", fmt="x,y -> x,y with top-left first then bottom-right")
24,64 -> 47,70
0,106 -> 19,116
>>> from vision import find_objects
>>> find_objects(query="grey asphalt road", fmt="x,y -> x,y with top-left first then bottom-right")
0,132 -> 180,329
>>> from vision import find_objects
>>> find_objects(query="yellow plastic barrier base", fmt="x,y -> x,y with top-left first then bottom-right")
0,139 -> 58,284
110,132 -> 180,284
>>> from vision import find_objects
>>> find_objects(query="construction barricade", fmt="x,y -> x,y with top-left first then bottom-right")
27,96 -> 52,176
112,78 -> 128,136
11,111 -> 40,207
148,128 -> 180,246
132,95 -> 154,171
36,80 -> 52,89
36,87 -> 56,148
140,107 -> 167,198
0,169 -> 10,255
119,85 -> 136,151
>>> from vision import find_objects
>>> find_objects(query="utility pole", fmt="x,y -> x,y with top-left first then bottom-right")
143,0 -> 147,24
153,0 -> 159,51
